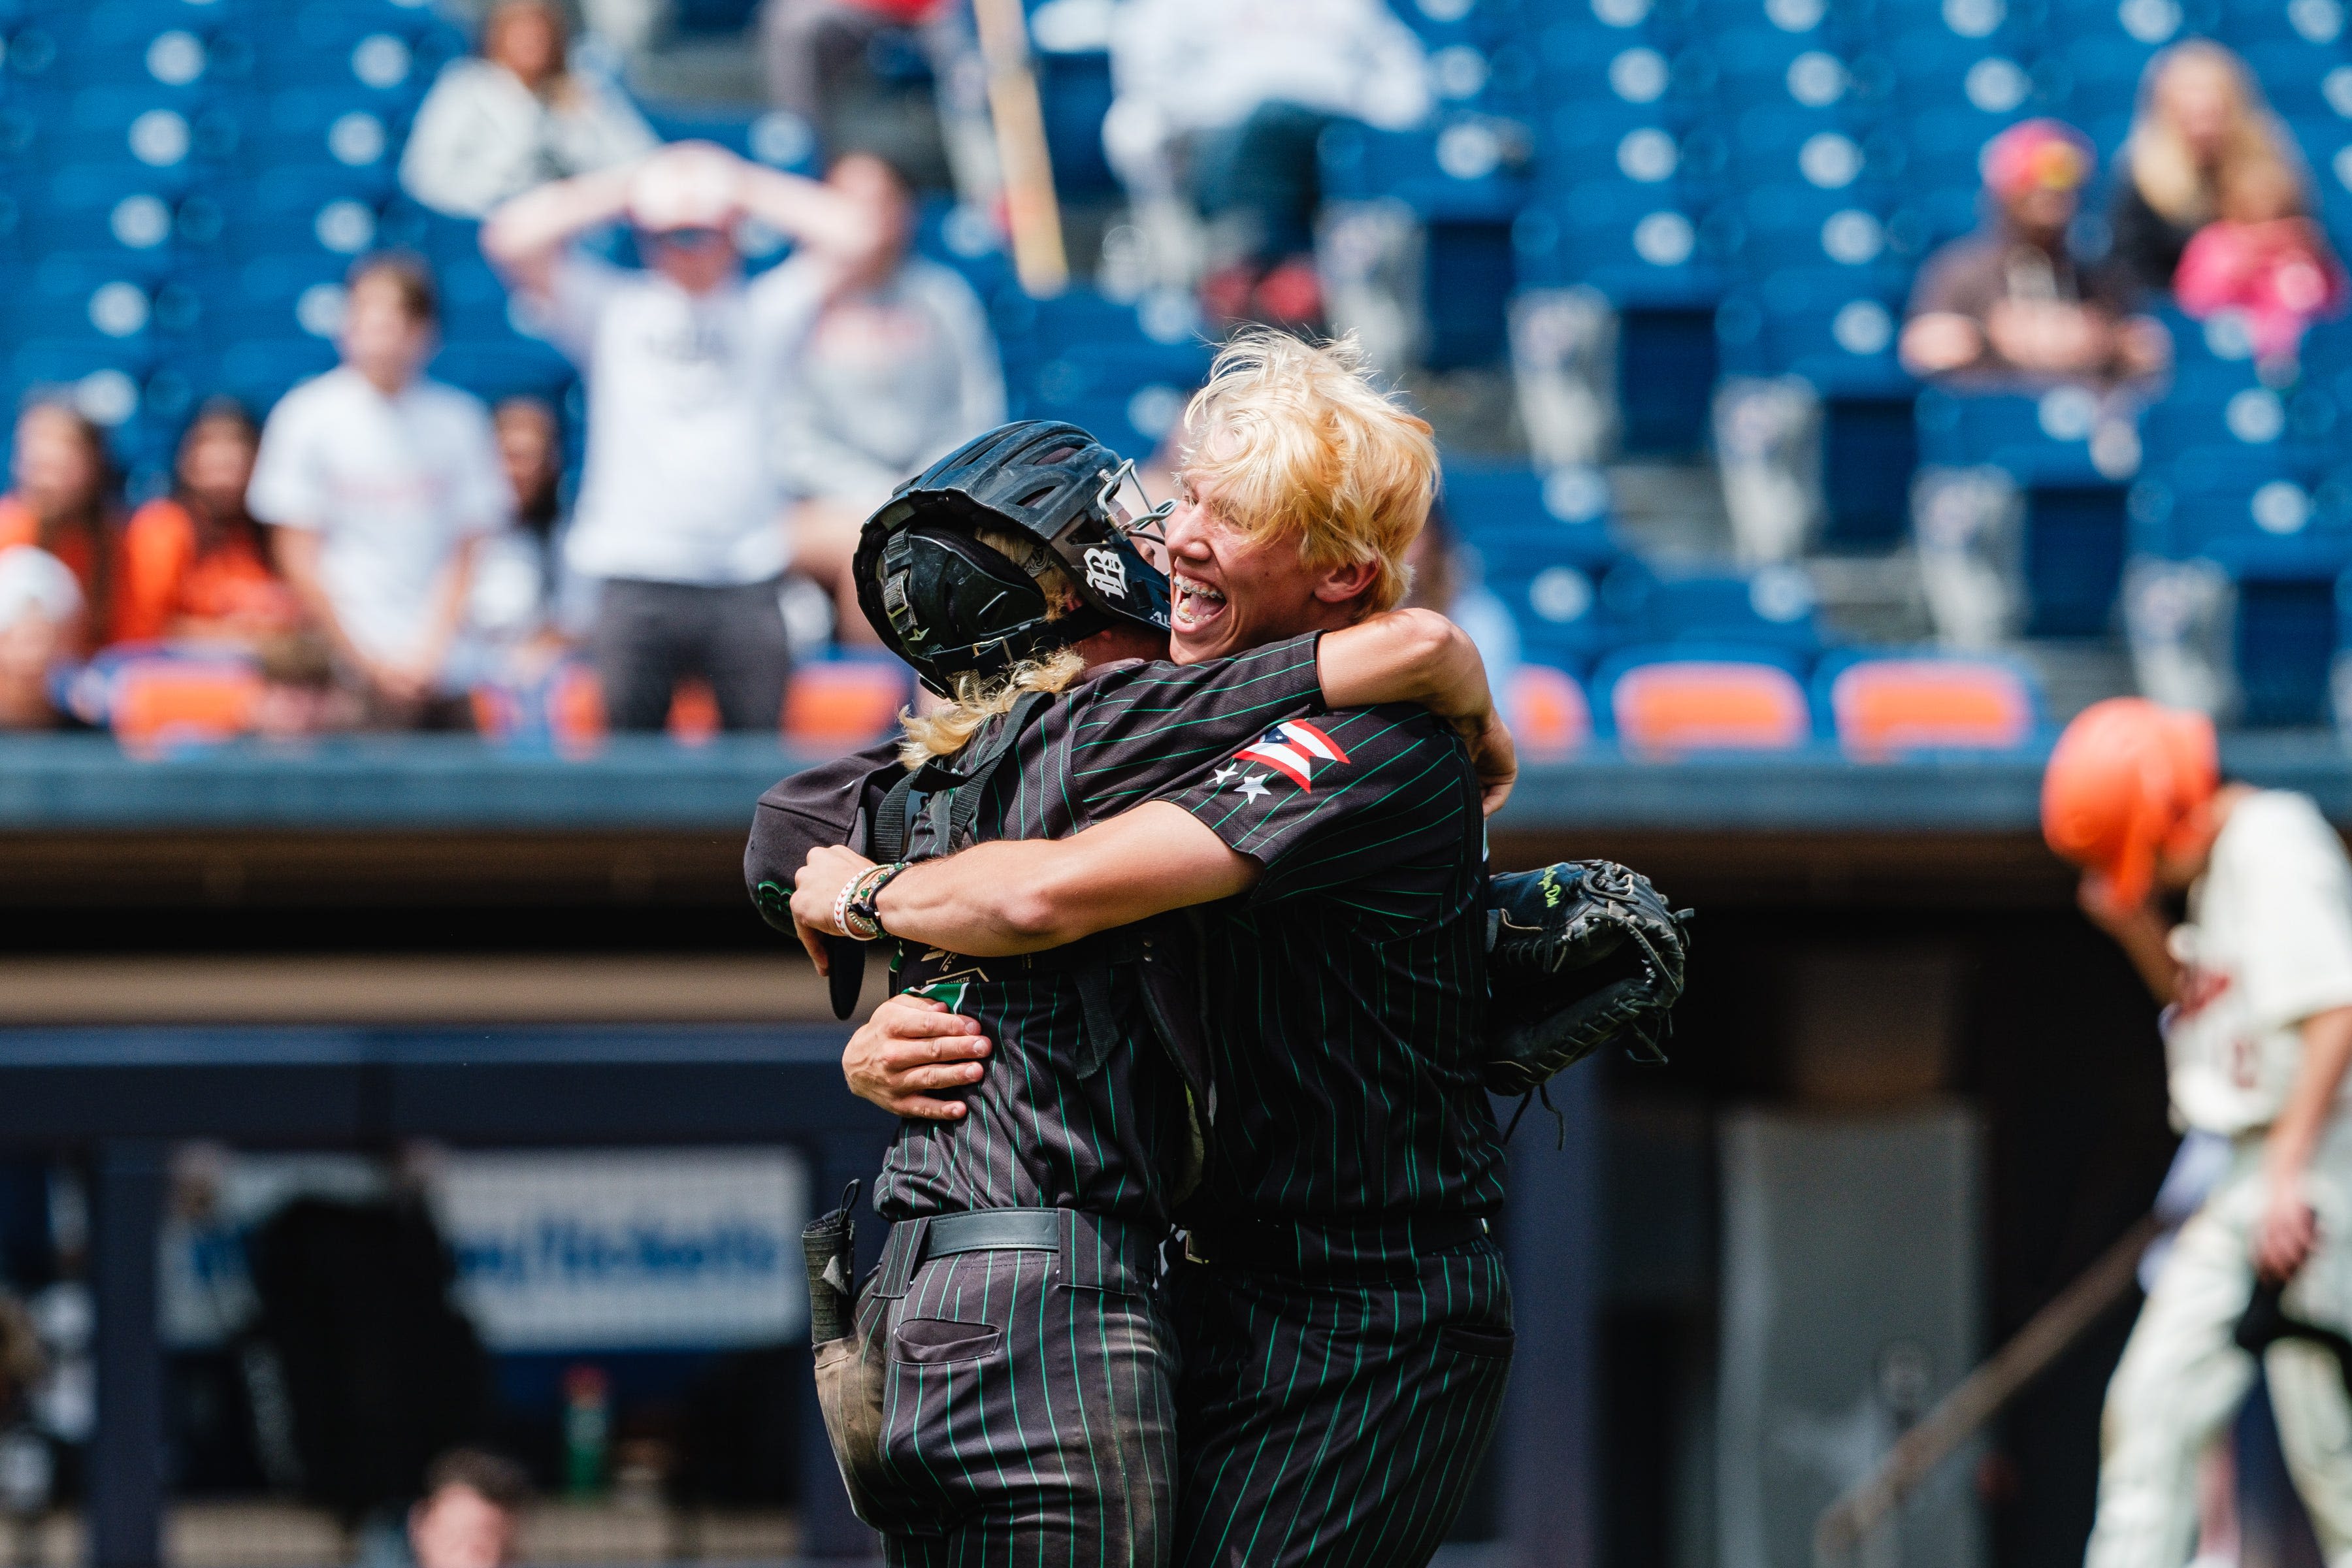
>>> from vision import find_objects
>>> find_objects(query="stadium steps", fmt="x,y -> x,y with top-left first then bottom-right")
2014,640 -> 2138,725
1805,550 -> 1933,646
1606,457 -> 1733,568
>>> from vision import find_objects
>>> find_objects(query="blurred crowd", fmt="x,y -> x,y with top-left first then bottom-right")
0,0 -> 1017,740
1900,40 -> 2342,393
6,0 -> 2340,747
0,0 -> 1456,743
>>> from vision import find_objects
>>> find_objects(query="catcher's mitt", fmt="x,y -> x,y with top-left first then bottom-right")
1483,860 -> 1691,1105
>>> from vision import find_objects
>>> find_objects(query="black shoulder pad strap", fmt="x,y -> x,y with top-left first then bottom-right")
947,690 -> 1053,852
872,770 -> 919,865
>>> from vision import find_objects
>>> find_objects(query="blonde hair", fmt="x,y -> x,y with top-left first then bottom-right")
2127,41 -> 2302,227
1177,329 -> 1436,616
896,528 -> 1087,764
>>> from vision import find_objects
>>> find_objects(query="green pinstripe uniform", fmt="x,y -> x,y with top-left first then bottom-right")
1156,705 -> 1512,1568
751,633 -> 1332,1567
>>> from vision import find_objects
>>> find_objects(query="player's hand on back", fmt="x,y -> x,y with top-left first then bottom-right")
1467,708 -> 1516,817
844,994 -> 992,1121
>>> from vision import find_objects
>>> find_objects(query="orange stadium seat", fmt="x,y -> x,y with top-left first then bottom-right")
1601,659 -> 1812,755
109,659 -> 263,751
785,661 -> 910,747
1824,657 -> 2040,760
1507,663 -> 1590,759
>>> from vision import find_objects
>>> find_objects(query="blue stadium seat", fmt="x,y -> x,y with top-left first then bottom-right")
1486,551 -> 1628,670
1717,276 -> 1910,395
19,171 -> 181,275
913,201 -> 1014,300
2207,533 -> 2351,725
175,255 -> 352,352
995,288 -> 1211,459
1322,120 -> 1531,223
160,338 -> 338,417
1915,385 -> 2118,483
2244,42 -> 2347,120
2050,33 -> 2162,117
1514,193 -> 1727,307
7,338 -> 154,423
241,91 -> 397,189
1616,564 -> 1825,651
1442,461 -> 1618,540
430,340 -> 574,406
1725,191 -> 1903,286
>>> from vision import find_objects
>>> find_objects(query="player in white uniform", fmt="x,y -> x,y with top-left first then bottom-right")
2044,697 -> 2352,1567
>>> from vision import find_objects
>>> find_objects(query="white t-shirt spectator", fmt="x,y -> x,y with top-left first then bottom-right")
766,253 -> 1006,507
544,255 -> 808,587
399,57 -> 659,220
247,367 -> 510,668
2165,790 -> 2352,1135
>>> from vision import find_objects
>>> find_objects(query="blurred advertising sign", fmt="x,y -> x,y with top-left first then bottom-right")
161,1147 -> 809,1352
435,1149 -> 809,1350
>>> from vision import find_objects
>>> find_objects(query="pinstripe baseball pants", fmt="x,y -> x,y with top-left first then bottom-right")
1166,1237 -> 1515,1568
865,1211 -> 1179,1567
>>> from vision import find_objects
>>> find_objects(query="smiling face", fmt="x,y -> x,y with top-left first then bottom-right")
1163,462 -> 1377,665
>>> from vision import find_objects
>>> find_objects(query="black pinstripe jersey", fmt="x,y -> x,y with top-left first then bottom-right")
1160,704 -> 1505,1220
872,631 -> 1329,1225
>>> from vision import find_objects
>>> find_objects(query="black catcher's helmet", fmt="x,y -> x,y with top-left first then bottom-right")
855,420 -> 1171,694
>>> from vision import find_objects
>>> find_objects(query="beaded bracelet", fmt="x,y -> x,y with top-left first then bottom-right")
834,861 -> 909,942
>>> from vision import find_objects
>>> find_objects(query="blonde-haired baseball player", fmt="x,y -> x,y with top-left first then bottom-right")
2045,697 -> 2352,1565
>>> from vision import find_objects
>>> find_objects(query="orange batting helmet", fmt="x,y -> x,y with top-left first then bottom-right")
2041,697 -> 2219,907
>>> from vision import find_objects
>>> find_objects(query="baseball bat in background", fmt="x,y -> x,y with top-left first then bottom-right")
970,0 -> 1070,298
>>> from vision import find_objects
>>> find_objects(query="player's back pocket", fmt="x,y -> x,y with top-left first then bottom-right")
893,1316 -> 1005,1364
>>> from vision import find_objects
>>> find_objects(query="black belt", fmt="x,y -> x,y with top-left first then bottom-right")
1181,1211 -> 1492,1273
923,1207 -> 1067,1257
874,1207 -> 1160,1298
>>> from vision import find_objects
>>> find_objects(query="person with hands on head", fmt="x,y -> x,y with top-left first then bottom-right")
786,332 -> 1517,1568
482,142 -> 882,730
745,407 -> 1506,1567
2046,698 -> 2352,1566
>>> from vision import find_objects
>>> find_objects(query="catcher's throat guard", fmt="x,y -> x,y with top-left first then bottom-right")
1483,860 -> 1693,1140
854,420 -> 1172,695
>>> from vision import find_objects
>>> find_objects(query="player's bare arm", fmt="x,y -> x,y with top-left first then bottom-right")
1319,607 -> 1515,813
792,803 -> 1253,966
2257,1004 -> 2352,1281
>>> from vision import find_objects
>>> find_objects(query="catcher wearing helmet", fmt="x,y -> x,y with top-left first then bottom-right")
2046,698 -> 2352,1565
747,409 -> 1517,1565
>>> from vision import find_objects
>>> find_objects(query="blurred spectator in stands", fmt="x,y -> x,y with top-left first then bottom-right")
1103,0 -> 1431,325
0,402 -> 121,648
1403,498 -> 1518,692
459,396 -> 589,696
2171,146 -> 2345,368
0,402 -> 120,727
483,142 -> 881,730
114,401 -> 301,650
400,0 -> 657,220
249,255 -> 511,729
1901,120 -> 2171,389
2109,41 -> 2310,304
760,0 -> 950,142
772,152 -> 1004,642
0,547 -> 82,729
409,1448 -> 529,1568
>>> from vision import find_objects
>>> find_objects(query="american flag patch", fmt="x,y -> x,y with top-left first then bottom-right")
1232,721 -> 1350,790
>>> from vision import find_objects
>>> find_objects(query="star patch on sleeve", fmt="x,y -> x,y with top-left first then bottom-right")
1228,721 -> 1349,791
